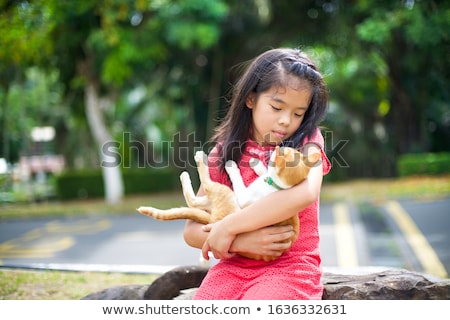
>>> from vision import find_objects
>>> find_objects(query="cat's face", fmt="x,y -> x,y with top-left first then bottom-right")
271,146 -> 320,187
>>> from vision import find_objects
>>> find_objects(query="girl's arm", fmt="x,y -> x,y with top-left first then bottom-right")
201,144 -> 324,259
184,219 -> 295,257
183,188 -> 295,257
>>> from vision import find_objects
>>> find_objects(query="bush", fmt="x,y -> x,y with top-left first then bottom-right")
55,168 -> 179,200
123,168 -> 179,194
55,170 -> 104,200
397,152 -> 450,176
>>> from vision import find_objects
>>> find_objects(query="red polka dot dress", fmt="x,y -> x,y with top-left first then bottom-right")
194,128 -> 331,300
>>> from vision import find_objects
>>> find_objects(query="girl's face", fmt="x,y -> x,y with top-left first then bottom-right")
246,84 -> 311,146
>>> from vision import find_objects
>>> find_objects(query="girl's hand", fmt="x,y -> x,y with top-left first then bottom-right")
201,222 -> 295,260
230,225 -> 294,257
201,220 -> 236,260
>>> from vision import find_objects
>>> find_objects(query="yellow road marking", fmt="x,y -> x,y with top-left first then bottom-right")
333,202 -> 359,268
0,237 -> 74,258
21,228 -> 44,241
385,200 -> 448,278
45,219 -> 111,234
0,218 -> 111,261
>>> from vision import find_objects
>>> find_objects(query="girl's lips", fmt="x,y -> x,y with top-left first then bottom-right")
273,130 -> 286,139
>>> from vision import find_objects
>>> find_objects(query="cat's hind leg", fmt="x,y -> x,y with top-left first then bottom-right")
180,171 -> 210,209
194,151 -> 211,184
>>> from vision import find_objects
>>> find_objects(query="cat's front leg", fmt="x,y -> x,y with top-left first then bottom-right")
225,160 -> 250,208
250,158 -> 267,176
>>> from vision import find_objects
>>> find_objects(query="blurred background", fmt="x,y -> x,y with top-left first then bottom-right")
0,0 -> 449,205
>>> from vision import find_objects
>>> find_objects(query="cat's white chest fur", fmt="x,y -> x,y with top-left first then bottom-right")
225,153 -> 286,208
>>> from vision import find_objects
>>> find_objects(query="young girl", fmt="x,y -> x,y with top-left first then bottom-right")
183,47 -> 331,300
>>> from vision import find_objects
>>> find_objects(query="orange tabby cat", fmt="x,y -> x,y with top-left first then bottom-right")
138,146 -> 320,261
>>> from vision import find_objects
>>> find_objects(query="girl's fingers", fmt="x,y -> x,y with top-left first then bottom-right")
202,224 -> 212,232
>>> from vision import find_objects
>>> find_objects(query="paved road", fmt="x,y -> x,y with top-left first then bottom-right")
1,197 -> 449,278
0,214 -> 201,273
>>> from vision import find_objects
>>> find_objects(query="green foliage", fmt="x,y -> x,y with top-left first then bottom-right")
321,0 -> 450,179
397,153 -> 450,177
55,170 -> 105,200
165,22 -> 221,50
102,50 -> 134,85
122,168 -> 179,194
356,1 -> 449,48
1,0 -> 449,185
80,0 -> 228,87
55,168 -> 179,200
0,0 -> 54,65
1,67 -> 67,162
156,0 -> 227,49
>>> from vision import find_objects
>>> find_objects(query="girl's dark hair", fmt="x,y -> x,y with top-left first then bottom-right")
210,47 -> 329,169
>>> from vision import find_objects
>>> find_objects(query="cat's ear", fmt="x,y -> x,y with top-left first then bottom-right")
305,153 -> 321,167
275,148 -> 286,168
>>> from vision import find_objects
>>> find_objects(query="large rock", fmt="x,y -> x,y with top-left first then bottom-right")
143,265 -> 208,299
82,284 -> 149,300
81,265 -> 450,300
321,269 -> 450,300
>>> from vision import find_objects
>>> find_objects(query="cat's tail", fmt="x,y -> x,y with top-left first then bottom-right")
137,206 -> 211,225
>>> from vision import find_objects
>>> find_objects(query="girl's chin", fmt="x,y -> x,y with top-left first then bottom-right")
262,138 -> 282,146
252,133 -> 283,146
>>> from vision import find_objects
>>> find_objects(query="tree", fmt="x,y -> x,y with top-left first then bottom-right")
355,0 -> 450,154
1,0 -> 228,203
3,0 -> 448,188
0,0 -> 54,163
313,0 -> 450,178
194,0 -> 449,178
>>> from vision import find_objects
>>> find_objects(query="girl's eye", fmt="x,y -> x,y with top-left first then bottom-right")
271,105 -> 281,111
294,113 -> 304,118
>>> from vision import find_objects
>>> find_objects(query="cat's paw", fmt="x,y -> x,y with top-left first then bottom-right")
249,158 -> 259,167
180,171 -> 191,183
225,160 -> 238,173
194,150 -> 206,163
250,158 -> 266,176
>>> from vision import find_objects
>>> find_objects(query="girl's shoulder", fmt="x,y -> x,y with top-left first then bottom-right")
206,143 -> 231,186
304,127 -> 325,148
303,128 -> 331,175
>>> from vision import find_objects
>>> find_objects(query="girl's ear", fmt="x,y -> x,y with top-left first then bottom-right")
245,93 -> 255,109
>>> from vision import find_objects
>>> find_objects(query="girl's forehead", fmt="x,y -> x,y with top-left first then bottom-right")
269,81 -> 312,95
261,85 -> 312,109
282,75 -> 312,90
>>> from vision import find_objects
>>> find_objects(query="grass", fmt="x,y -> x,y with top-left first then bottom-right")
0,191 -> 186,220
320,174 -> 450,203
0,175 -> 449,300
0,268 -> 157,300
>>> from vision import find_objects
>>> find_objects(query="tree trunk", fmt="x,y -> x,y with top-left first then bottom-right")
84,81 -> 124,204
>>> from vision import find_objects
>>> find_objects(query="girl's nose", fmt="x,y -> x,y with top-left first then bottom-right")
278,113 -> 290,126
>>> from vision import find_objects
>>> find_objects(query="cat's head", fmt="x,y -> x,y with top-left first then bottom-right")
269,146 -> 321,187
